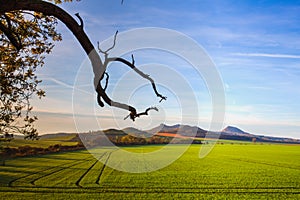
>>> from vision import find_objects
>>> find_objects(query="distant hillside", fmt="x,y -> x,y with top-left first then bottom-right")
147,124 -> 206,137
32,124 -> 300,145
148,124 -> 300,144
103,129 -> 127,137
40,133 -> 76,140
222,126 -> 248,135
147,124 -> 181,134
219,126 -> 300,143
122,127 -> 153,138
2,132 -> 82,150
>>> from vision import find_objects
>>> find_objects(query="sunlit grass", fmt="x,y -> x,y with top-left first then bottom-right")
0,144 -> 299,199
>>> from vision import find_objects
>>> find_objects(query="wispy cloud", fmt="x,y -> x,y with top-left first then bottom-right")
42,77 -> 75,89
38,76 -> 93,96
233,53 -> 300,59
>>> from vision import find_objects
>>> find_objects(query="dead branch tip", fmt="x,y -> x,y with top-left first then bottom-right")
75,13 -> 84,29
124,106 -> 159,121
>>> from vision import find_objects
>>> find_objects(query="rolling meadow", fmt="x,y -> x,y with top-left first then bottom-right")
1,143 -> 299,199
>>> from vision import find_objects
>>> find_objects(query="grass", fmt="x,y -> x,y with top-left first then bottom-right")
0,144 -> 299,199
1,136 -> 78,148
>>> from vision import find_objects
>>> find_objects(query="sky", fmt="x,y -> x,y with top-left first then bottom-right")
31,0 -> 300,139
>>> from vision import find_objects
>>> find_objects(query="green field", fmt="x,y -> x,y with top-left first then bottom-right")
0,144 -> 299,199
1,136 -> 78,148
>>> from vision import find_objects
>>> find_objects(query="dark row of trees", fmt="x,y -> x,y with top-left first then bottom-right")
84,134 -> 202,147
111,136 -> 203,146
0,134 -> 202,165
109,135 -> 171,146
1,143 -> 85,165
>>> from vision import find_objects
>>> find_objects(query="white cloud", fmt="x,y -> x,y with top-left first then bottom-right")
233,53 -> 300,59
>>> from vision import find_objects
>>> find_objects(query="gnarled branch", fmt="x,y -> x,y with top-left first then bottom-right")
103,72 -> 109,91
107,57 -> 167,102
0,0 -> 166,121
124,107 -> 158,121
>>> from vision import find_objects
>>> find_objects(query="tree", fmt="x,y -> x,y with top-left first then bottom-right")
0,0 -> 65,139
0,0 -> 165,139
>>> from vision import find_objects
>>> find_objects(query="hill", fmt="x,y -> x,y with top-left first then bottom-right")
2,133 -> 79,148
11,124 -> 299,146
147,124 -> 206,137
222,126 -> 249,135
147,124 -> 300,144
39,132 -> 76,140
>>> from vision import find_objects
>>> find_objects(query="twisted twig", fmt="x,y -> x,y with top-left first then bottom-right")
107,57 -> 167,102
98,30 -> 118,55
75,13 -> 84,29
124,107 -> 158,121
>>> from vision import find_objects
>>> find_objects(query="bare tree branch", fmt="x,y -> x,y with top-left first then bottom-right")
131,54 -> 135,65
124,107 -> 158,121
0,0 -> 166,122
107,57 -> 167,102
98,30 -> 118,55
75,13 -> 84,29
103,72 -> 109,91
136,106 -> 158,118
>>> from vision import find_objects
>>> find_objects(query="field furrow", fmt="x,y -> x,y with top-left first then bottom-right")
1,144 -> 299,199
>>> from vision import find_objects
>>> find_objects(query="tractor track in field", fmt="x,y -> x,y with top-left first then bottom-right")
75,151 -> 110,188
1,185 -> 300,195
96,150 -> 116,185
7,150 -> 117,188
29,157 -> 94,186
229,158 -> 300,171
8,157 -> 92,187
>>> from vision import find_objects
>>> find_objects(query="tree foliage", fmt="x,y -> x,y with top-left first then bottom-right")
0,1 -> 70,139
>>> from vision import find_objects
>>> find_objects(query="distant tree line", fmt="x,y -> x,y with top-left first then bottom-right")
1,143 -> 84,160
113,135 -> 202,146
83,134 -> 202,147
0,134 -> 202,165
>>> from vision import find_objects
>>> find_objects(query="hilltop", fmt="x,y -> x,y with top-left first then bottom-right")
10,123 -> 299,147
42,123 -> 300,145
149,124 -> 300,144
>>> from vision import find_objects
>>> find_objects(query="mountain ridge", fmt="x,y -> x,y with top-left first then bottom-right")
38,124 -> 300,144
123,123 -> 300,143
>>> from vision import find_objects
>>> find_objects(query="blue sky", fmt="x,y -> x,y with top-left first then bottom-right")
32,0 -> 300,138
